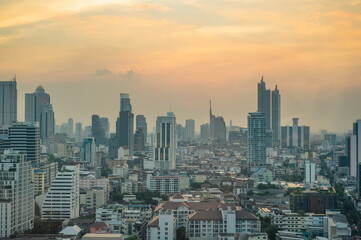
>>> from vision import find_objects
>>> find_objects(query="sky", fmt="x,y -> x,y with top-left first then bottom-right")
1,0 -> 361,133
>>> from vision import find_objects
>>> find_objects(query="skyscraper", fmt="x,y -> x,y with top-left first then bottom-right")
248,112 -> 266,165
0,78 -> 17,126
40,103 -> 55,140
80,138 -> 97,166
3,122 -> 40,163
109,93 -> 134,158
200,123 -> 210,139
272,85 -> 281,144
0,150 -> 34,237
136,115 -> 147,143
185,119 -> 195,140
25,86 -> 54,140
281,118 -> 310,150
150,112 -> 177,170
348,120 -> 361,186
209,100 -> 226,142
68,118 -> 74,138
258,76 -> 271,130
134,127 -> 145,152
305,161 -> 316,184
100,117 -> 110,138
75,122 -> 83,143
91,115 -> 107,145
177,124 -> 185,140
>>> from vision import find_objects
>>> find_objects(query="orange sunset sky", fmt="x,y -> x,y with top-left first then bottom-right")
1,0 -> 361,133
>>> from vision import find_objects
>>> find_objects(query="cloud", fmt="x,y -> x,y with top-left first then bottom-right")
95,68 -> 112,75
118,70 -> 135,79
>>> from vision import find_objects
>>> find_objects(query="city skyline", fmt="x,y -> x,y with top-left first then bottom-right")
1,0 -> 361,132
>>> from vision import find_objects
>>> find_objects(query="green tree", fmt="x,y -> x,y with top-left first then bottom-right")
176,227 -> 186,240
266,224 -> 279,240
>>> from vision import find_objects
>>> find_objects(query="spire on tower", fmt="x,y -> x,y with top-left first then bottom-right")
261,75 -> 264,82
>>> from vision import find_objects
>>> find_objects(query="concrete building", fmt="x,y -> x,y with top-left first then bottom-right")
248,112 -> 266,166
149,112 -> 177,170
80,138 -> 97,166
146,174 -> 180,194
185,119 -> 195,140
305,161 -> 316,184
41,165 -> 80,220
147,197 -> 260,240
92,115 -> 108,145
136,115 -> 147,144
281,118 -> 310,150
200,123 -> 210,139
68,118 -> 74,138
210,101 -> 226,142
0,150 -> 34,238
75,122 -> 83,143
272,85 -> 281,145
0,78 -> 17,125
2,122 -> 40,163
258,76 -> 271,131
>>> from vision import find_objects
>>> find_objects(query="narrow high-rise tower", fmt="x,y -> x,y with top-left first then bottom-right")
209,100 -> 226,142
0,77 -> 17,125
272,85 -> 281,144
248,112 -> 266,165
257,76 -> 271,131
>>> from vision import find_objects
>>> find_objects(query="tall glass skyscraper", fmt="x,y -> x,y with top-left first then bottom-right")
257,76 -> 271,131
0,78 -> 17,125
25,86 -> 54,140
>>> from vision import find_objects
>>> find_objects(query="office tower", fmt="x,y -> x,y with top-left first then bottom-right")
25,86 -> 54,140
3,122 -> 40,163
266,130 -> 273,148
347,120 -> 361,183
324,133 -> 336,146
290,191 -> 337,214
40,103 -> 55,140
209,100 -> 226,142
109,93 -> 134,158
185,119 -> 195,140
248,112 -> 266,165
68,118 -> 74,138
258,76 -> 271,130
92,115 -> 107,145
0,150 -> 34,237
136,115 -> 147,143
305,161 -> 316,184
100,117 -> 110,138
42,165 -> 80,220
0,78 -> 17,125
83,125 -> 92,139
134,128 -> 145,152
200,123 -> 210,139
75,122 -> 83,143
80,138 -> 97,166
150,112 -> 177,170
176,124 -> 185,140
272,85 -> 281,144
281,118 -> 310,150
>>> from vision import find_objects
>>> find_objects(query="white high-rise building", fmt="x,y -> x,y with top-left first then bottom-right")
305,161 -> 316,184
149,112 -> 177,170
0,149 -> 34,237
41,165 -> 80,220
0,78 -> 17,126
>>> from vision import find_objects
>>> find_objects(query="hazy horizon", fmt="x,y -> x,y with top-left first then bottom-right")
1,0 -> 361,133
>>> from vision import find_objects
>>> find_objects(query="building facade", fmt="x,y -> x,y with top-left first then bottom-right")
41,165 -> 80,220
0,79 -> 17,126
248,112 -> 266,166
0,150 -> 34,238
